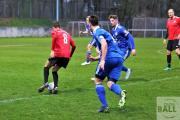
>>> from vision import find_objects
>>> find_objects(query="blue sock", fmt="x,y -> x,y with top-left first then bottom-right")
110,84 -> 122,95
96,84 -> 108,107
122,65 -> 128,72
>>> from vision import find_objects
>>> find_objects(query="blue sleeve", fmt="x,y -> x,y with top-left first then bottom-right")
127,33 -> 135,49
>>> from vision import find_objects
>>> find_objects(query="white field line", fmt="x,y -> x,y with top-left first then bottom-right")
157,49 -> 165,55
0,76 -> 179,105
0,44 -> 35,47
0,95 -> 50,104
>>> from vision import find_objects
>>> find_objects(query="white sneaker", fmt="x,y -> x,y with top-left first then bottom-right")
125,68 -> 131,80
81,61 -> 91,66
118,90 -> 126,108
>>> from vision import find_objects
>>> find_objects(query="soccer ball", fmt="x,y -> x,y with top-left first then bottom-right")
48,82 -> 54,91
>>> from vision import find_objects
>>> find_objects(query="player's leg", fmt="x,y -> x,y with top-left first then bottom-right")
106,57 -> 126,108
95,65 -> 109,113
164,41 -> 172,70
38,58 -> 55,93
81,44 -> 92,66
51,58 -> 69,94
175,40 -> 180,60
122,49 -> 131,80
51,65 -> 60,94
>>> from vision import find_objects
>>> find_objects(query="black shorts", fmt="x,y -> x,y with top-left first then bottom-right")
167,40 -> 180,51
48,57 -> 69,68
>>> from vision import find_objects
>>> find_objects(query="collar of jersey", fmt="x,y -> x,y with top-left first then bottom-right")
114,24 -> 119,30
93,26 -> 100,33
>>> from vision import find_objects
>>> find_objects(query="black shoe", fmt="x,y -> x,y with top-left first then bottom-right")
98,106 -> 109,113
52,87 -> 58,94
38,84 -> 48,93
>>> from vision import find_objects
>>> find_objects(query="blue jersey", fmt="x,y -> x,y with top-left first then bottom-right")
111,24 -> 135,51
85,24 -> 93,35
93,26 -> 124,59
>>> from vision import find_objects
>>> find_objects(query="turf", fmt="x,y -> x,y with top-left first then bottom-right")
0,37 -> 180,120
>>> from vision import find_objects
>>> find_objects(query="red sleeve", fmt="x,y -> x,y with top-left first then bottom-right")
51,30 -> 57,50
69,35 -> 75,47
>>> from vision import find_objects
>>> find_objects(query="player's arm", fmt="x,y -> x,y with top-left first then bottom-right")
70,37 -> 76,57
99,36 -> 107,70
89,55 -> 100,61
50,30 -> 56,57
127,33 -> 136,56
163,29 -> 168,47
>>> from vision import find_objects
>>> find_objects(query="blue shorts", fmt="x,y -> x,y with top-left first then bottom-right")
123,49 -> 131,60
95,57 -> 124,81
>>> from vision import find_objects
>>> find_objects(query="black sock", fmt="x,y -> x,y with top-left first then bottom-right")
178,55 -> 180,60
44,67 -> 49,84
167,55 -> 171,68
52,71 -> 58,88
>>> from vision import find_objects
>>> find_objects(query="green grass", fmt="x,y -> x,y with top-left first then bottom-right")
0,37 -> 180,120
0,18 -> 51,27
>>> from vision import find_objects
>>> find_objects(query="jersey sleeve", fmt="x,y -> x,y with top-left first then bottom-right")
128,33 -> 135,49
51,30 -> 57,50
69,35 -> 75,47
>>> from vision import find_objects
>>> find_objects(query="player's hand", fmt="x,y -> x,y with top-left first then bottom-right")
79,31 -> 83,35
131,49 -> 136,56
89,55 -> 100,61
50,51 -> 54,58
99,60 -> 105,70
163,39 -> 167,48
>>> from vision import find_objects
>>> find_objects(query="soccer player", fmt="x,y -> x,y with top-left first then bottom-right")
38,22 -> 76,94
163,9 -> 180,70
88,15 -> 126,112
80,16 -> 100,66
109,15 -> 136,80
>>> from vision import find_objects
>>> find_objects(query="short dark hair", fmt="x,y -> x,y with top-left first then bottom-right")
108,15 -> 118,20
89,15 -> 99,26
53,21 -> 60,28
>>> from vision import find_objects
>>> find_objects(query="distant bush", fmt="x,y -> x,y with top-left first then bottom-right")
0,18 -> 52,27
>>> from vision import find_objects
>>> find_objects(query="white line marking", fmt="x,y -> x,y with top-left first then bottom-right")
157,49 -> 165,54
0,44 -> 34,47
0,76 -> 178,105
0,95 -> 50,104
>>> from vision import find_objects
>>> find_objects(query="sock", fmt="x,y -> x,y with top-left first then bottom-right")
122,65 -> 128,72
96,84 -> 108,107
86,51 -> 91,62
178,55 -> 180,60
52,71 -> 58,88
110,84 -> 122,95
167,55 -> 171,68
44,67 -> 49,84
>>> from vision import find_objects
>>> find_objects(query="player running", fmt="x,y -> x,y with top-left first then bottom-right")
163,9 -> 180,70
109,15 -> 136,80
80,16 -> 100,66
88,15 -> 126,113
38,21 -> 76,94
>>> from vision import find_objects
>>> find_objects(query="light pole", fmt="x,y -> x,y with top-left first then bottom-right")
56,0 -> 59,22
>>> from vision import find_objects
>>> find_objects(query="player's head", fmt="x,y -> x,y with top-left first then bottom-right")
86,16 -> 90,24
89,15 -> 99,27
53,21 -> 60,28
108,15 -> 119,27
168,9 -> 175,18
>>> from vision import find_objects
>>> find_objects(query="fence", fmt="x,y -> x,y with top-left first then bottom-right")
128,29 -> 167,38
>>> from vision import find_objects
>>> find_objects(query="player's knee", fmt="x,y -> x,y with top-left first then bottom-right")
107,81 -> 115,89
95,78 -> 102,85
167,51 -> 171,55
175,49 -> 180,55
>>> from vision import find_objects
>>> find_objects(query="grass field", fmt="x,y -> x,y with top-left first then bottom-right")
0,37 -> 180,120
